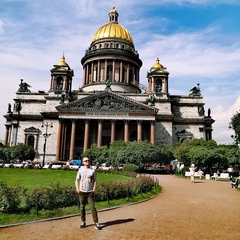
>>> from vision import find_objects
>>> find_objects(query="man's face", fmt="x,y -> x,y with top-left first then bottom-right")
83,159 -> 90,166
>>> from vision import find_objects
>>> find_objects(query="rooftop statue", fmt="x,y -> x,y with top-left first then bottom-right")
189,83 -> 201,97
17,79 -> 31,93
105,79 -> 112,90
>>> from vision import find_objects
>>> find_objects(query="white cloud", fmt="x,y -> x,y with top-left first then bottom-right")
211,96 -> 240,144
0,1 -> 239,145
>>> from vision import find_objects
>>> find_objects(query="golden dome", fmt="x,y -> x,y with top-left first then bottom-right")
151,58 -> 164,69
91,7 -> 134,45
57,54 -> 69,66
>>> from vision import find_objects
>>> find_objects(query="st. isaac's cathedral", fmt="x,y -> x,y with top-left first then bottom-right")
3,7 -> 214,162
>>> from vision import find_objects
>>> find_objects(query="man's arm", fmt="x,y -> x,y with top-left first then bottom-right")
92,177 -> 97,192
75,179 -> 80,193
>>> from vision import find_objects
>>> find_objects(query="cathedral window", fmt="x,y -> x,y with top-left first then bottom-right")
107,65 -> 113,81
27,135 -> 35,148
56,77 -> 63,91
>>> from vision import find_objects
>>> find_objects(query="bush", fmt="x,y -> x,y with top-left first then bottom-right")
0,182 -> 23,213
25,183 -> 76,211
95,175 -> 154,201
1,175 -> 156,213
122,164 -> 138,172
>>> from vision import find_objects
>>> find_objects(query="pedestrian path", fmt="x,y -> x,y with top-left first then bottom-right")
1,175 -> 240,240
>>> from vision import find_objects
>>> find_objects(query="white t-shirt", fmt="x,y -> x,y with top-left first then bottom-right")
76,166 -> 96,193
189,166 -> 195,175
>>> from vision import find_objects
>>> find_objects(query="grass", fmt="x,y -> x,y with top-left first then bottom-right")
0,168 -> 161,226
0,168 -> 132,192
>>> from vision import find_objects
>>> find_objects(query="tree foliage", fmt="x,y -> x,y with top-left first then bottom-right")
230,111 -> 240,144
0,144 -> 35,162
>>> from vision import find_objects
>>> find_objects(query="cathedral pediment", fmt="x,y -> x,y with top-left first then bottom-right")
56,91 -> 158,113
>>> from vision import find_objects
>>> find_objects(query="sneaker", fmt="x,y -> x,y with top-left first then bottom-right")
94,223 -> 101,230
80,222 -> 86,228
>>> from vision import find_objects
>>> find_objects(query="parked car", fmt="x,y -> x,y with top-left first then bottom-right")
99,163 -> 114,171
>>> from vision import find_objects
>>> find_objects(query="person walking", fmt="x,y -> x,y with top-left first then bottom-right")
75,157 -> 101,230
189,164 -> 196,183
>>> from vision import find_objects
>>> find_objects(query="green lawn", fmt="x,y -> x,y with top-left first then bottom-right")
0,168 -> 132,191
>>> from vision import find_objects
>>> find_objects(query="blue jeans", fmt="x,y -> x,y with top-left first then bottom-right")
79,191 -> 98,223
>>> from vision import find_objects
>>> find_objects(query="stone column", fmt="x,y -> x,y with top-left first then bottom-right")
50,75 -> 54,90
126,64 -> 129,83
69,119 -> 76,160
97,119 -> 103,147
111,120 -> 116,143
86,64 -> 89,84
151,77 -> 155,92
150,121 -> 155,145
120,62 -> 123,83
97,61 -> 100,82
124,120 -> 129,142
62,76 -> 67,90
83,119 -> 90,152
163,78 -> 168,93
3,125 -> 9,146
82,68 -> 85,86
112,60 -> 115,81
55,120 -> 63,160
137,120 -> 142,141
148,77 -> 151,92
62,124 -> 67,160
91,62 -> 94,82
104,60 -> 107,80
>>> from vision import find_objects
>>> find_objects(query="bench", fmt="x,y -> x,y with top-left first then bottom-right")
185,172 -> 202,178
211,173 -> 229,181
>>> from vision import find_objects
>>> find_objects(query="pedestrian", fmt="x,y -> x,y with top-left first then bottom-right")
198,168 -> 204,179
189,164 -> 196,183
75,157 -> 101,230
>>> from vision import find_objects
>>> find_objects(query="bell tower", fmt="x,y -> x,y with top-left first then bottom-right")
147,58 -> 169,94
49,54 -> 74,95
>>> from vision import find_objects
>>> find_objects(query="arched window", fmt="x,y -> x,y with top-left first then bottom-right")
155,78 -> 162,92
27,135 -> 35,148
56,77 -> 63,91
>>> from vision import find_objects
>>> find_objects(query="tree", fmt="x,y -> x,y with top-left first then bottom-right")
82,144 -> 108,164
10,143 -> 35,161
230,111 -> 240,144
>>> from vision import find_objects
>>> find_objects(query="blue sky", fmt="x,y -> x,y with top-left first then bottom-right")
0,0 -> 240,144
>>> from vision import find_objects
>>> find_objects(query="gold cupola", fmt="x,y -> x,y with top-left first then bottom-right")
57,54 -> 69,67
151,58 -> 164,69
91,7 -> 134,46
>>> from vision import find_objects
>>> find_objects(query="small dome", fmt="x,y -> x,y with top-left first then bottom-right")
151,58 -> 164,69
109,6 -> 118,13
57,55 -> 69,66
91,7 -> 134,45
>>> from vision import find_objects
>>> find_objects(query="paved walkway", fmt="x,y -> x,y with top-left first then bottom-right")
1,175 -> 240,240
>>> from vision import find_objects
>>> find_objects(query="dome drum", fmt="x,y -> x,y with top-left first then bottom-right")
80,82 -> 141,94
81,48 -> 142,67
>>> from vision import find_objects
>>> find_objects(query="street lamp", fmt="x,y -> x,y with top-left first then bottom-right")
41,121 -> 53,166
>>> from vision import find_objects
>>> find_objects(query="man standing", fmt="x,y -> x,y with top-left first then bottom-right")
75,157 -> 101,230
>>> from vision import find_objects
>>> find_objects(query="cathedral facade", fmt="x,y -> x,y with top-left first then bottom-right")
3,7 -> 214,162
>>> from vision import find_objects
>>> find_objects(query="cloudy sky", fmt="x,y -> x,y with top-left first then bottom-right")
0,0 -> 240,144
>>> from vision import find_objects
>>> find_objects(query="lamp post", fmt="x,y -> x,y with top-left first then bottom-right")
41,122 -> 53,166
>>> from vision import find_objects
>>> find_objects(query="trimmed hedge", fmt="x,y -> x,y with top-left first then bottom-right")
0,175 -> 156,213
